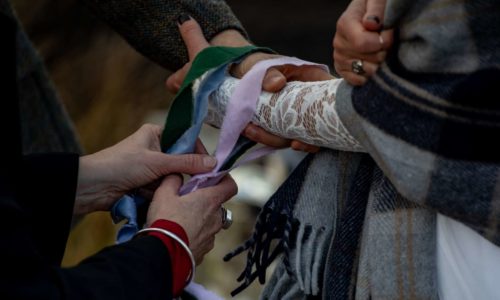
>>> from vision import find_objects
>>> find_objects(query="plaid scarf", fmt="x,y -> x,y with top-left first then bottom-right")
227,0 -> 500,298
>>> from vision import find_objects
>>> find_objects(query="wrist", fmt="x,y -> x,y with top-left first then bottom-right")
210,29 -> 251,47
139,221 -> 193,296
75,155 -> 115,215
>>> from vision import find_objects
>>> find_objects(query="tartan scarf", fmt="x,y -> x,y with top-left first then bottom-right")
227,0 -> 500,298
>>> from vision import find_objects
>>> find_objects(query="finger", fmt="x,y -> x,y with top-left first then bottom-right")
278,65 -> 334,82
334,39 -> 387,64
262,68 -> 287,92
230,52 -> 280,79
335,53 -> 380,78
334,29 -> 385,55
156,174 -> 183,197
166,62 -> 190,93
243,124 -> 291,148
151,152 -> 217,175
363,0 -> 387,31
342,72 -> 368,86
177,16 -> 210,60
290,140 -> 320,153
194,138 -> 209,155
193,175 -> 238,207
380,29 -> 394,51
127,124 -> 164,151
335,0 -> 368,47
334,58 -> 368,85
344,0 -> 368,20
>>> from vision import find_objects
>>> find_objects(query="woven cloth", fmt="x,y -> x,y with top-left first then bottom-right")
227,0 -> 500,299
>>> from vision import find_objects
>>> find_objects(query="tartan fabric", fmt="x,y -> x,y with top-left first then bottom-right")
234,0 -> 500,299
335,0 -> 500,298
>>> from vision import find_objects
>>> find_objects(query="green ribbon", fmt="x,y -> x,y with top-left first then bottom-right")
160,45 -> 276,152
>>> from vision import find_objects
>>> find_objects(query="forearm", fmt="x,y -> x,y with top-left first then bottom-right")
204,76 -> 365,152
81,0 -> 248,70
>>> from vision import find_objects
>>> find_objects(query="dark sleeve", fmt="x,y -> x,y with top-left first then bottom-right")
1,154 -> 174,299
81,0 -> 248,70
1,13 -> 175,299
19,153 -> 80,265
335,0 -> 500,244
59,236 -> 173,300
0,209 -> 173,300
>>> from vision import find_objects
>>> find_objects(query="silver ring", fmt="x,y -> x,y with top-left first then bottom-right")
352,60 -> 366,75
221,206 -> 233,229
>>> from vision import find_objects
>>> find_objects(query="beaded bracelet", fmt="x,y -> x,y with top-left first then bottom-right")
134,227 -> 195,286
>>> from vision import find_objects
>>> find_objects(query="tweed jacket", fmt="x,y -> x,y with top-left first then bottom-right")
1,0 -> 245,154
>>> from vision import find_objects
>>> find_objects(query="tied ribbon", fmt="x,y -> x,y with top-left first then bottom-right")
111,46 -> 275,243
161,46 -> 275,153
179,57 -> 330,195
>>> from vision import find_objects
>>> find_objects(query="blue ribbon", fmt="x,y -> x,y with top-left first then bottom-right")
111,64 -> 231,243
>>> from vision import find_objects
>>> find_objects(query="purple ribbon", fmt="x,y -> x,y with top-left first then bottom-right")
179,57 -> 329,195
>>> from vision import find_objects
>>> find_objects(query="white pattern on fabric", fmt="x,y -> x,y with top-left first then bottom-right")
203,76 -> 364,152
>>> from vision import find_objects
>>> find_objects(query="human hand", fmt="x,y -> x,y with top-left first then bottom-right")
333,0 -> 394,85
74,124 -> 217,215
147,174 -> 237,264
167,16 -> 326,152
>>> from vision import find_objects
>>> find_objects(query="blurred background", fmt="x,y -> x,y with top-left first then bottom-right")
11,0 -> 349,298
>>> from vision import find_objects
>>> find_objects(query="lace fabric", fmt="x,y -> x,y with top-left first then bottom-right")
203,76 -> 364,152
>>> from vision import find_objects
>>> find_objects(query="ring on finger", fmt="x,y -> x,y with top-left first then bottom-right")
221,206 -> 233,230
351,59 -> 366,75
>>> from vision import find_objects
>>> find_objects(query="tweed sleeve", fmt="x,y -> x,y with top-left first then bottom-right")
81,0 -> 248,70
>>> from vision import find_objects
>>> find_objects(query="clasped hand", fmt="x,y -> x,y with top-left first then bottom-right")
75,124 -> 237,263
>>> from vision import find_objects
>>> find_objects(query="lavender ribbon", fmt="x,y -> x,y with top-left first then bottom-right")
179,57 -> 329,195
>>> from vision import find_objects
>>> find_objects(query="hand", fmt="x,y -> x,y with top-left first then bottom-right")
167,16 -> 325,152
333,0 -> 394,85
147,174 -> 237,264
74,124 -> 217,215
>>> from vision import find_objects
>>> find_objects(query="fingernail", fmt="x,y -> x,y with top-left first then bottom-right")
203,156 -> 217,168
269,74 -> 282,84
177,14 -> 191,25
366,15 -> 380,24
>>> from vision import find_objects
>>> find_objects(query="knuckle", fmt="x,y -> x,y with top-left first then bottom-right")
140,123 -> 158,135
208,238 -> 215,251
291,143 -> 302,151
352,37 -> 368,52
336,17 -> 347,32
226,178 -> 238,197
332,37 -> 343,50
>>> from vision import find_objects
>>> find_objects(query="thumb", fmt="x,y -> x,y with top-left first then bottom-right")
166,62 -> 191,93
362,0 -> 387,31
262,68 -> 287,92
177,15 -> 210,60
151,152 -> 217,175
